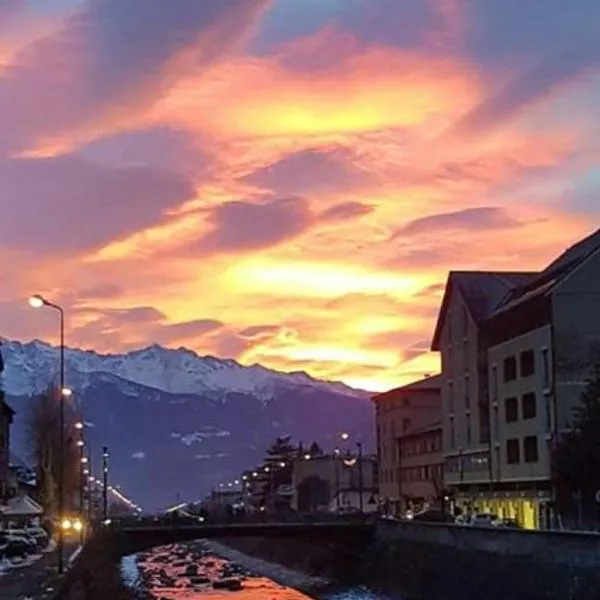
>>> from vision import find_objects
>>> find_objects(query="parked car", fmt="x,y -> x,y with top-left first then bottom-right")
493,518 -> 521,529
0,531 -> 35,559
468,513 -> 499,527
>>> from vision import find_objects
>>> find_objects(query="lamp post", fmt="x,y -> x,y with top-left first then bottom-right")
102,446 -> 109,521
334,448 -> 341,510
357,442 -> 364,515
29,294 -> 67,575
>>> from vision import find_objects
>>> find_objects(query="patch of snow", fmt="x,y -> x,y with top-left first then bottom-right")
0,338 -> 368,403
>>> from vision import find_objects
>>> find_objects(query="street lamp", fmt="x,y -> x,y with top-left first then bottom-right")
29,293 -> 67,575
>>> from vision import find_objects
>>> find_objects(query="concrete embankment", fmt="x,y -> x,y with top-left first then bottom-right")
218,521 -> 600,600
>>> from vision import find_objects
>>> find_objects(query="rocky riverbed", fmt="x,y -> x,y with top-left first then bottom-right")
120,540 -> 332,599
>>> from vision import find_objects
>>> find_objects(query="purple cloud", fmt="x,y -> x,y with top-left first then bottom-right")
0,155 -> 195,252
394,207 -> 520,237
239,325 -> 281,339
196,196 -> 312,253
0,0 -> 271,153
78,126 -> 209,178
243,147 -> 374,196
321,201 -> 373,222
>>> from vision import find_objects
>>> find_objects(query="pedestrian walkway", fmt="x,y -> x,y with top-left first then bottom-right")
0,544 -> 79,600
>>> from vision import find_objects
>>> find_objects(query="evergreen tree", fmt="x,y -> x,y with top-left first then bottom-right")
554,362 -> 600,501
309,440 -> 324,456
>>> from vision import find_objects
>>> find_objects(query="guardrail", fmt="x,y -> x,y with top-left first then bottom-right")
108,512 -> 371,530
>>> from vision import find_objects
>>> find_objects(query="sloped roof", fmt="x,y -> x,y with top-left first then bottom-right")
372,373 -> 442,402
493,227 -> 600,315
1,494 -> 43,516
431,271 -> 536,350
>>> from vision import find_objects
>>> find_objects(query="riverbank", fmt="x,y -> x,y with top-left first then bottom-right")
203,540 -> 331,595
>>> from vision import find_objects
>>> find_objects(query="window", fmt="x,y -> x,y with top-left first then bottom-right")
464,378 -> 470,410
449,416 -> 455,449
403,397 -> 411,408
491,365 -> 498,402
463,339 -> 469,370
541,348 -> 550,390
503,356 -> 517,382
448,381 -> 454,413
462,305 -> 469,337
506,438 -> 520,464
505,397 -> 518,422
402,418 -> 411,432
466,414 -> 472,446
522,393 -> 536,420
520,350 -> 535,377
524,436 -> 538,463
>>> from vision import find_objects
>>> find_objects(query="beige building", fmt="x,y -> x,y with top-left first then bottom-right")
431,272 -> 533,501
373,375 -> 442,514
432,228 -> 600,529
398,421 -> 443,514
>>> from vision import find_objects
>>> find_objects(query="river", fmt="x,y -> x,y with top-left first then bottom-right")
120,540 -> 397,600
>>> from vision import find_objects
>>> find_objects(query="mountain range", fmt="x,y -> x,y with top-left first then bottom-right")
0,339 -> 374,510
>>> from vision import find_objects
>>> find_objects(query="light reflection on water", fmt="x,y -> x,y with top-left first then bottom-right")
121,542 -> 392,600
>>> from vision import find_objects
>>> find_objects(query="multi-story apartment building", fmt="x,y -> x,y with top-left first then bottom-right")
397,421 -> 443,514
431,272 -> 533,511
373,375 -> 442,515
432,228 -> 600,529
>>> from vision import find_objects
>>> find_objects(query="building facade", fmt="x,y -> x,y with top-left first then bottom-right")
398,421 -> 443,514
432,228 -> 600,529
431,272 -> 533,511
291,453 -> 377,512
0,400 -> 14,502
373,375 -> 442,514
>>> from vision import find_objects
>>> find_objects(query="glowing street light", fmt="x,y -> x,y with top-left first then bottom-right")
341,432 -> 350,441
74,422 -> 84,430
29,293 -> 67,575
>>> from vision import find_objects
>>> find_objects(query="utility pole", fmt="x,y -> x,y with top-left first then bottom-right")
102,446 -> 109,521
87,450 -> 93,525
357,442 -> 364,515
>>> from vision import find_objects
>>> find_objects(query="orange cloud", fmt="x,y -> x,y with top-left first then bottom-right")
2,8 -> 599,395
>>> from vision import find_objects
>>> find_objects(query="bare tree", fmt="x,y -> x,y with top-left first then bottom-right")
26,387 -> 80,515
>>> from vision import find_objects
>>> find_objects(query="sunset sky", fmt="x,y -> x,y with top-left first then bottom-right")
1,0 -> 600,392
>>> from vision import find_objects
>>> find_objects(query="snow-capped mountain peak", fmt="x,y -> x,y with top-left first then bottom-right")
0,338 -> 368,402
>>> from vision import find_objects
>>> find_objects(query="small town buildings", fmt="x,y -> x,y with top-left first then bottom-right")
373,375 -> 442,515
291,452 -> 377,513
397,421 -> 444,514
432,227 -> 600,529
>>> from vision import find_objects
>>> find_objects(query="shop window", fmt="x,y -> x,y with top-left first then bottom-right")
520,350 -> 535,377
503,356 -> 517,382
522,393 -> 537,420
524,436 -> 538,463
505,397 -> 518,422
506,438 -> 520,464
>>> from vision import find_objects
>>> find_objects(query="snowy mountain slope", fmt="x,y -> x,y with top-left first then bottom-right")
0,338 -> 368,402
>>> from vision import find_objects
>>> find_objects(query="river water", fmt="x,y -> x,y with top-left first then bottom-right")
120,541 -> 397,600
